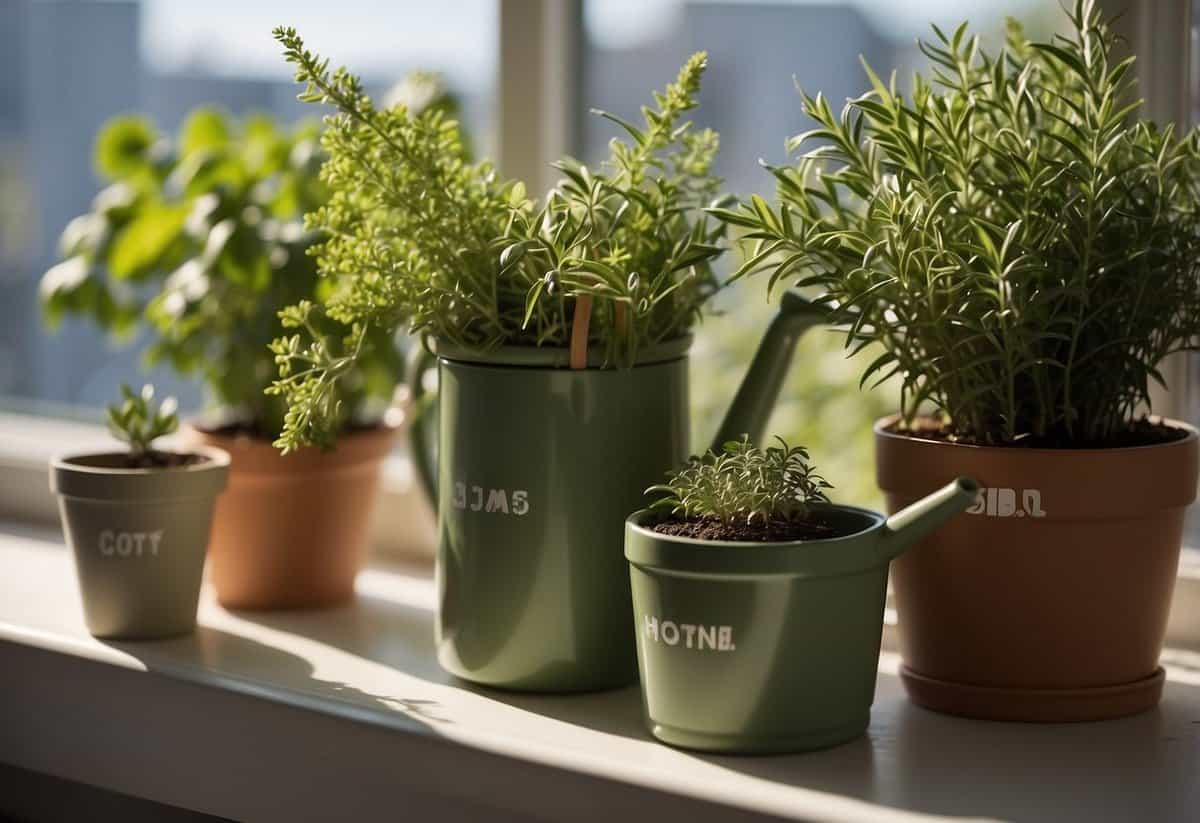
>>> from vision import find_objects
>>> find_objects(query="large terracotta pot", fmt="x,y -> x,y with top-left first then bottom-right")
182,420 -> 396,610
875,416 -> 1198,722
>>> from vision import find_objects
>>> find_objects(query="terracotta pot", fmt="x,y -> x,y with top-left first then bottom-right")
875,416 -> 1198,722
181,421 -> 396,610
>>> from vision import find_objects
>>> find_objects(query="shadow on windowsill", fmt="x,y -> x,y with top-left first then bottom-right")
224,587 -> 653,741
692,672 -> 1200,822
103,625 -> 443,732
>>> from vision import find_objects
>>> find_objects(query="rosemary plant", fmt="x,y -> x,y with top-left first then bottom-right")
712,0 -> 1200,445
648,436 -> 831,526
268,28 -> 725,452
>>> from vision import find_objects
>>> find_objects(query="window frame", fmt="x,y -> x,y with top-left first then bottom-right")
0,1 -> 584,563
0,1 -> 1198,648
1100,0 -> 1195,421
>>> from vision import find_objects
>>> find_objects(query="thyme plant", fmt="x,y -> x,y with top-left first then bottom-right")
648,436 -> 831,526
713,0 -> 1200,445
268,28 -> 725,451
108,384 -> 179,460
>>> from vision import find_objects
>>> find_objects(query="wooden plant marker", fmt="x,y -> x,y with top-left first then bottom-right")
570,295 -> 593,370
570,295 -> 628,370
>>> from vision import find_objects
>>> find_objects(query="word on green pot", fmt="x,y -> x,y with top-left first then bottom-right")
644,614 -> 736,652
452,482 -> 531,516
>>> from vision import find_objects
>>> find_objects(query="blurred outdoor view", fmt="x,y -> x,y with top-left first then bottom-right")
0,0 -> 1059,506
580,0 -> 1060,504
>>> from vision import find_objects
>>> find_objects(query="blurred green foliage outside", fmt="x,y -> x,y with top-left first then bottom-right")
689,280 -> 892,509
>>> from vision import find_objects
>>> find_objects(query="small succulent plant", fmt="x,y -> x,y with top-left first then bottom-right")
107,384 -> 179,460
648,436 -> 832,526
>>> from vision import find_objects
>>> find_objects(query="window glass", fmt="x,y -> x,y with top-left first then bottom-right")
583,0 -> 1065,504
0,0 -> 496,417
1186,0 -> 1200,550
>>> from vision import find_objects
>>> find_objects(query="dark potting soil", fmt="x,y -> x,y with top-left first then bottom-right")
651,515 -> 839,543
65,451 -> 209,471
200,419 -> 382,442
202,420 -> 277,441
121,450 -> 206,469
889,417 -> 1190,450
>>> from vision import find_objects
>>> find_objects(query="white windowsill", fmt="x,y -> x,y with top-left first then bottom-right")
2,409 -> 1196,653
1,525 -> 1199,822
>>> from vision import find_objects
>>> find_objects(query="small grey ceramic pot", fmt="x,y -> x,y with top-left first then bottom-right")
51,446 -> 230,640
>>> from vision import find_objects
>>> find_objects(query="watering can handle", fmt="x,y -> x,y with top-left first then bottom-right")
709,292 -> 829,452
407,341 -> 440,514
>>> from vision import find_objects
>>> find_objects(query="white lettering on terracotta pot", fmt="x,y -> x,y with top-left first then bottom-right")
966,487 -> 1046,518
452,481 -> 530,516
98,530 -> 164,557
644,614 -> 735,651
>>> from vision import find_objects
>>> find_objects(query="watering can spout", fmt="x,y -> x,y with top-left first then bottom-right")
710,292 -> 828,451
879,477 -> 979,560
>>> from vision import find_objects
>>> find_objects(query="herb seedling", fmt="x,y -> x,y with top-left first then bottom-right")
107,384 -> 180,465
647,436 -> 832,540
712,0 -> 1200,446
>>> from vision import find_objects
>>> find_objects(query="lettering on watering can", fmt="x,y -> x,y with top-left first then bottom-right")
99,529 -> 164,557
965,487 -> 1046,518
452,481 -> 530,516
644,615 -> 735,651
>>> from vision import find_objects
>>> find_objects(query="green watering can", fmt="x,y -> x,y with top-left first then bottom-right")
410,293 -> 826,692
625,477 -> 978,753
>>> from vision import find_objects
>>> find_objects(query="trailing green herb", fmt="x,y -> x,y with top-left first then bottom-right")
268,28 -> 725,452
712,0 -> 1200,445
108,384 -> 179,460
648,436 -> 831,526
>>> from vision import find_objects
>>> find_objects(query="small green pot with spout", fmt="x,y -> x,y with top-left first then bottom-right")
410,293 -> 826,692
625,476 -> 978,753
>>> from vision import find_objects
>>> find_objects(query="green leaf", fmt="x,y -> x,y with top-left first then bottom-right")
94,116 -> 157,180
107,206 -> 186,279
217,224 -> 272,291
180,107 -> 231,157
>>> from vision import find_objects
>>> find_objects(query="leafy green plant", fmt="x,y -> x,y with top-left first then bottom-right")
107,384 -> 179,459
39,107 -> 405,439
713,0 -> 1200,446
268,28 -> 726,452
648,436 -> 831,525
504,51 -> 726,364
